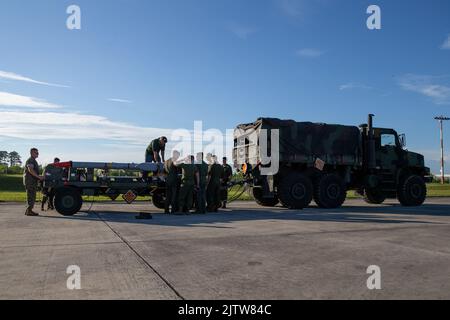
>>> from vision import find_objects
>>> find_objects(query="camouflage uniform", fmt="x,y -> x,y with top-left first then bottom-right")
207,163 -> 223,212
41,163 -> 60,210
177,163 -> 197,213
221,163 -> 233,208
23,157 -> 40,213
196,161 -> 209,213
164,158 -> 180,213
145,138 -> 165,163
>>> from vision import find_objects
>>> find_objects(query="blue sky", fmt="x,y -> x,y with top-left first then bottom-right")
0,0 -> 449,173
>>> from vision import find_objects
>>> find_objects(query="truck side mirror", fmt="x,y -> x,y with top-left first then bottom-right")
399,134 -> 406,148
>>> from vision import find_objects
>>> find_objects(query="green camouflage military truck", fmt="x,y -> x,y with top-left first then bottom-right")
233,114 -> 431,209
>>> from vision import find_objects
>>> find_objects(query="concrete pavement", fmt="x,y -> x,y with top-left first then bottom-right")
1,198 -> 450,299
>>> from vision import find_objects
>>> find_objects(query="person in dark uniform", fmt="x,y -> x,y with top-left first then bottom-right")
220,157 -> 233,209
206,155 -> 223,212
164,150 -> 180,214
195,152 -> 208,214
145,136 -> 167,163
41,157 -> 61,211
144,136 -> 167,178
23,148 -> 43,216
175,155 -> 199,214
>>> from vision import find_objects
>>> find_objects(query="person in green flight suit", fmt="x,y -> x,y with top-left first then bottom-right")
195,152 -> 209,214
220,157 -> 233,209
164,150 -> 181,214
23,148 -> 44,216
174,155 -> 199,214
206,155 -> 223,212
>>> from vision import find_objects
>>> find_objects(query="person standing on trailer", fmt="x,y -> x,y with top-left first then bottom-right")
146,136 -> 167,163
144,136 -> 167,178
23,148 -> 43,216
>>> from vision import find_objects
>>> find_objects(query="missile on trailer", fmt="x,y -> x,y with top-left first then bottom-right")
55,161 -> 163,172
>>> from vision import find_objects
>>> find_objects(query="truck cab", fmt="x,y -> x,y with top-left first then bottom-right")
361,122 -> 431,205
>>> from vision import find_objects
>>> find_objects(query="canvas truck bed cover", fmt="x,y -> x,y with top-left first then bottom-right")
235,118 -> 362,166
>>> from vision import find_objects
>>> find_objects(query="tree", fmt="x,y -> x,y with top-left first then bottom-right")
0,151 -> 8,165
7,151 -> 22,167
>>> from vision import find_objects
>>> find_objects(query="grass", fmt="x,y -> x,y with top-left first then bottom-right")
1,174 -> 450,202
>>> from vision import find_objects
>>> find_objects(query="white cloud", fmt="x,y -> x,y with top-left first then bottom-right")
296,48 -> 324,58
228,22 -> 257,39
441,34 -> 450,49
0,110 -> 168,141
339,83 -> 373,91
0,70 -> 69,88
108,98 -> 133,104
279,0 -> 304,17
0,91 -> 63,109
398,74 -> 450,105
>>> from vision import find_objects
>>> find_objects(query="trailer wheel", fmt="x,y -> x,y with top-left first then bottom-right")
278,173 -> 313,209
363,188 -> 386,204
252,187 -> 279,207
397,175 -> 426,206
152,192 -> 166,209
54,187 -> 83,216
314,174 -> 346,209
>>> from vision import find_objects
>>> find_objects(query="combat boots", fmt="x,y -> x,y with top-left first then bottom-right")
25,207 -> 39,216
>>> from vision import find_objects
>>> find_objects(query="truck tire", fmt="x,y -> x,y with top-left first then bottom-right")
314,174 -> 346,208
397,175 -> 426,206
54,187 -> 83,216
363,188 -> 386,204
252,187 -> 279,207
152,192 -> 166,209
278,173 -> 313,209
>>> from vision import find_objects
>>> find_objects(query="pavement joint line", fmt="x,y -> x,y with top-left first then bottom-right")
91,210 -> 185,300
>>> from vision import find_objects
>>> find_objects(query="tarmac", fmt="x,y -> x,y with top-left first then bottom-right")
1,198 -> 450,300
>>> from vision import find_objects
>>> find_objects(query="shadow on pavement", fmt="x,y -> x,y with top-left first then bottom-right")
36,202 -> 450,227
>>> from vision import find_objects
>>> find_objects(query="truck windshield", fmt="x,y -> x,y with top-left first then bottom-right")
381,133 -> 396,147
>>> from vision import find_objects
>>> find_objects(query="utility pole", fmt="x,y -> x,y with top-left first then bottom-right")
435,116 -> 450,184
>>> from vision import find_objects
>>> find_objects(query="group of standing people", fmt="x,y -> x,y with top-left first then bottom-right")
146,136 -> 233,215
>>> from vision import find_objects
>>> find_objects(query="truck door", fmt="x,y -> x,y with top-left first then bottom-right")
375,129 -> 402,174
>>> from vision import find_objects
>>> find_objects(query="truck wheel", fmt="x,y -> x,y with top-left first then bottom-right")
397,175 -> 426,206
363,188 -> 386,204
152,192 -> 166,209
278,173 -> 313,209
54,187 -> 83,216
314,174 -> 346,208
252,187 -> 279,207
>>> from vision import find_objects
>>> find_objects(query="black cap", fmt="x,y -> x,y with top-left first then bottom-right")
161,136 -> 168,143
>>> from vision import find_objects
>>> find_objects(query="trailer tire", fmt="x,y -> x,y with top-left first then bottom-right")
314,174 -> 346,208
397,175 -> 426,206
54,187 -> 83,216
152,192 -> 166,209
363,188 -> 386,204
278,173 -> 313,209
252,187 -> 279,207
